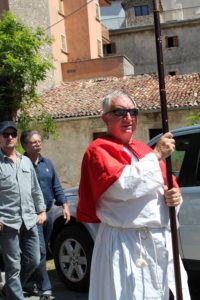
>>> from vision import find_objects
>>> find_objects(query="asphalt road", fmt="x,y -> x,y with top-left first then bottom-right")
24,270 -> 200,300
24,268 -> 88,300
1,268 -> 200,300
1,268 -> 88,300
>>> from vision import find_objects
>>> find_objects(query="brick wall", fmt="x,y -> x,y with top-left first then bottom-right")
62,56 -> 134,81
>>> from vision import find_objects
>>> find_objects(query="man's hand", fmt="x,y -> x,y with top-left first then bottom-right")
36,211 -> 47,225
63,203 -> 70,224
164,186 -> 181,207
153,132 -> 175,160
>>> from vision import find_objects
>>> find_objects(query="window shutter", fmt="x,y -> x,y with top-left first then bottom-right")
165,36 -> 169,48
174,36 -> 178,47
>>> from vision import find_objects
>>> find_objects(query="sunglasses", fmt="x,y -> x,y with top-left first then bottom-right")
2,132 -> 17,138
106,108 -> 139,117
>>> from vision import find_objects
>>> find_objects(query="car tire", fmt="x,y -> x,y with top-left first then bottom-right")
53,224 -> 94,292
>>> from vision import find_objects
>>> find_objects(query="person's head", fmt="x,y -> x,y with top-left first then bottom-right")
0,121 -> 18,152
20,130 -> 42,156
102,91 -> 138,144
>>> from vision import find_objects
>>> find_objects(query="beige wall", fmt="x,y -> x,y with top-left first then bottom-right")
64,0 -> 91,61
63,0 -> 105,62
42,109 -> 194,188
42,116 -> 105,188
87,0 -> 103,58
48,0 -> 68,85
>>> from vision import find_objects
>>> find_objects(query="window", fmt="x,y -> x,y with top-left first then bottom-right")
150,131 -> 200,185
134,5 -> 149,16
171,148 -> 186,180
165,36 -> 178,48
96,3 -> 100,21
172,133 -> 200,186
149,128 -> 162,140
61,34 -> 67,53
103,43 -> 116,55
58,0 -> 64,14
168,71 -> 176,76
97,39 -> 102,57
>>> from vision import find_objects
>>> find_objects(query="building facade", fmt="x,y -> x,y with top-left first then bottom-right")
103,0 -> 200,75
0,0 -> 112,88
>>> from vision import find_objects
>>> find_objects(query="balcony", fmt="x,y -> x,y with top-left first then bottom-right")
101,23 -> 110,44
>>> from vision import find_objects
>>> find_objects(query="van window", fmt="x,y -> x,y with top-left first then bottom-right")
174,133 -> 200,187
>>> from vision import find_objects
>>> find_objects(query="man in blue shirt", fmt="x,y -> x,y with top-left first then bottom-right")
20,130 -> 70,300
0,121 -> 46,300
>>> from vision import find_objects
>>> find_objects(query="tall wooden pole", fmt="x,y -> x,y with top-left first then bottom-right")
152,1 -> 183,299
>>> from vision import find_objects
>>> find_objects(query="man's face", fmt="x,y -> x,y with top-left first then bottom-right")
102,95 -> 138,144
24,133 -> 42,155
0,128 -> 18,151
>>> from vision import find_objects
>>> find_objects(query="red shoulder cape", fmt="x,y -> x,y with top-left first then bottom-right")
76,137 -> 179,223
76,137 -> 154,223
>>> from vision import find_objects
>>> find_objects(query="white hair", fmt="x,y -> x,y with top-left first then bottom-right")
102,90 -> 137,113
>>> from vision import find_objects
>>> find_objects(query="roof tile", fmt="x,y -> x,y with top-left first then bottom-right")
39,73 -> 200,119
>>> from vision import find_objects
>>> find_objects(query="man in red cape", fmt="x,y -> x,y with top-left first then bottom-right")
77,91 -> 190,300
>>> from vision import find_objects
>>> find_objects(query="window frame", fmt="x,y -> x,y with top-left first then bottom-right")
95,3 -> 100,21
173,133 -> 200,187
61,34 -> 68,53
97,39 -> 103,57
134,5 -> 149,17
58,0 -> 64,15
165,36 -> 179,48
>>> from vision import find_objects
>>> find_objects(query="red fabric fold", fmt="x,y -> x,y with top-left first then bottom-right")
77,137 -> 153,223
77,137 -> 179,223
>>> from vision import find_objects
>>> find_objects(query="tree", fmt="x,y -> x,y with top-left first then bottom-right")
0,11 -> 56,137
186,111 -> 200,126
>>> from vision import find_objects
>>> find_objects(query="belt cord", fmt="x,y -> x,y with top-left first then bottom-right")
136,228 -> 165,297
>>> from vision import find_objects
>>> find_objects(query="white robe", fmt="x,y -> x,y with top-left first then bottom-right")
89,151 -> 190,300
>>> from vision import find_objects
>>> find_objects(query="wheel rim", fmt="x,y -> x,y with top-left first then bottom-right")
59,238 -> 87,282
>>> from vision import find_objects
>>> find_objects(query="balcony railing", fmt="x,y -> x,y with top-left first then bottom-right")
101,17 -> 126,30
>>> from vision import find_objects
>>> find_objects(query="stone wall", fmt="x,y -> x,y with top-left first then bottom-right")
110,19 -> 200,75
8,0 -> 55,92
123,0 -> 154,26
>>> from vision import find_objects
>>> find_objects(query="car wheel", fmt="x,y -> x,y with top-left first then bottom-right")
53,224 -> 94,292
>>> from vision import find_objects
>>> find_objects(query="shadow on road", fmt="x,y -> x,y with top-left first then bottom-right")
48,268 -> 88,300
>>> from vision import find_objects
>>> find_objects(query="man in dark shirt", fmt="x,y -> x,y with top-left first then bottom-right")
20,130 -> 70,300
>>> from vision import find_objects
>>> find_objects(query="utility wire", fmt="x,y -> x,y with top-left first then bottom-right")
45,1 -> 200,31
45,0 -> 95,31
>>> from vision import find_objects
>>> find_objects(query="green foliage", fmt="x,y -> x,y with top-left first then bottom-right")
17,111 -> 59,140
186,111 -> 200,126
15,143 -> 24,155
0,11 -> 57,139
0,12 -> 52,113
